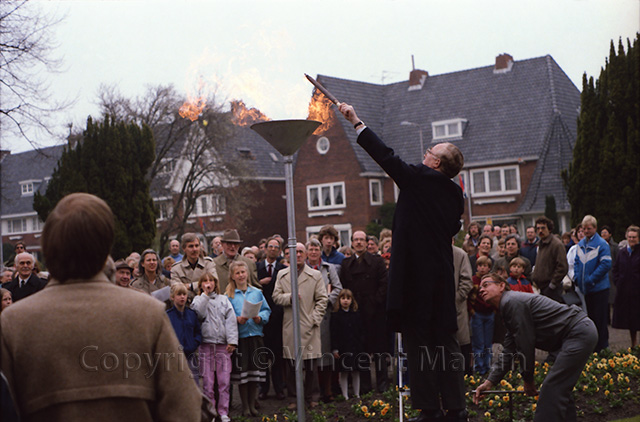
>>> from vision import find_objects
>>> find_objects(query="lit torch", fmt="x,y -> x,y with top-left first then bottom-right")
304,74 -> 340,105
179,96 -> 206,122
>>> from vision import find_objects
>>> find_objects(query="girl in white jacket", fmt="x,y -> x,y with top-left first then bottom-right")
191,273 -> 238,422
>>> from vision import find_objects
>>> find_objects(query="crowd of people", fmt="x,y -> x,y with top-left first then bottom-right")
1,213 -> 398,421
1,101 -> 638,422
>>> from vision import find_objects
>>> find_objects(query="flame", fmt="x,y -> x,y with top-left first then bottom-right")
179,96 -> 206,122
231,99 -> 271,126
307,89 -> 334,131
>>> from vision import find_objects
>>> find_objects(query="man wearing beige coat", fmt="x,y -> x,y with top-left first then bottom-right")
171,232 -> 217,298
1,193 -> 201,421
273,242 -> 328,408
452,244 -> 474,374
212,229 -> 259,293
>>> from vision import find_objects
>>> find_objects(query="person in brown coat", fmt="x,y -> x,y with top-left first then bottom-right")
1,193 -> 201,422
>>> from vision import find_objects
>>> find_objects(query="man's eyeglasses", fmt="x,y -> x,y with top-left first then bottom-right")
425,148 -> 440,160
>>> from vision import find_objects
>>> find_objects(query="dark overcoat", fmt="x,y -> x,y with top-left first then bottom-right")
257,259 -> 286,353
612,245 -> 640,330
339,252 -> 389,353
357,128 -> 464,333
5,273 -> 47,302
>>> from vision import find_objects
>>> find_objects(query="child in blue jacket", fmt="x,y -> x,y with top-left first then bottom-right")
166,283 -> 202,383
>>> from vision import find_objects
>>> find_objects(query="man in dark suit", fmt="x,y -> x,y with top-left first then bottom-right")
256,236 -> 287,400
339,104 -> 467,422
339,230 -> 390,394
5,252 -> 46,302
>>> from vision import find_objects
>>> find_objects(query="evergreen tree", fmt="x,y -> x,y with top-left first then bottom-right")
34,116 -> 156,259
564,34 -> 639,240
544,195 -> 559,234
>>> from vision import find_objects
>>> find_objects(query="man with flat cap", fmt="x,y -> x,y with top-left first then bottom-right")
113,259 -> 134,288
213,229 -> 260,293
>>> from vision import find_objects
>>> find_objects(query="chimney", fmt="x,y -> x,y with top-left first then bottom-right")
408,69 -> 428,91
494,53 -> 514,74
408,54 -> 428,91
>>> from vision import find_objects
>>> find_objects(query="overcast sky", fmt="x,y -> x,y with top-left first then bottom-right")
5,0 -> 639,152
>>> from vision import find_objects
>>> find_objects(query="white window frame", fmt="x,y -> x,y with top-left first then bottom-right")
155,200 -> 173,221
32,217 -> 44,232
20,182 -> 34,196
6,218 -> 28,234
190,194 -> 226,217
157,159 -> 176,175
431,118 -> 467,141
307,182 -> 346,211
369,179 -> 383,205
470,165 -> 521,197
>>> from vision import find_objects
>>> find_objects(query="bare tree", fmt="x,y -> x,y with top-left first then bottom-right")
97,84 -> 262,257
0,1 -> 69,149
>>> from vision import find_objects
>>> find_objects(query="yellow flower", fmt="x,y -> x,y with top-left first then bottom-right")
503,395 -> 509,402
489,400 -> 494,406
364,412 -> 370,418
484,412 -> 491,417
532,403 -> 537,411
500,380 -> 507,386
361,406 -> 368,413
604,390 -> 610,396
373,400 -> 379,406
381,408 -> 388,416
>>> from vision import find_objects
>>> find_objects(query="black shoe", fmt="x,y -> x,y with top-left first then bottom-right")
275,392 -> 286,400
445,409 -> 469,422
408,409 -> 445,422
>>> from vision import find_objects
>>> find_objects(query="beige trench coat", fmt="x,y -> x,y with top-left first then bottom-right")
272,265 -> 328,360
171,256 -> 217,297
453,245 -> 473,346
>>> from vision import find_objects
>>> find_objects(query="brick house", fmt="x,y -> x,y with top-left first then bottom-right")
152,122 -> 288,249
296,54 -> 580,243
0,124 -> 287,263
0,145 -> 65,263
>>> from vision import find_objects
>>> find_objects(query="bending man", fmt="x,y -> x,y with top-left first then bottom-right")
474,273 -> 597,421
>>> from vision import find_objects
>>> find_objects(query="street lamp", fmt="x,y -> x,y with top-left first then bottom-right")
251,119 -> 321,422
400,120 -> 424,160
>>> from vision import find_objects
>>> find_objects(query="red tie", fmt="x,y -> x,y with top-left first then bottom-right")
267,264 -> 273,276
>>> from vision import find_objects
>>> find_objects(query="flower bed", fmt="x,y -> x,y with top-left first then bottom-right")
255,346 -> 640,422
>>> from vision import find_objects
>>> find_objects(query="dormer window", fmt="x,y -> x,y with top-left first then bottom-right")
158,159 -> 175,175
432,118 -> 467,141
19,181 -> 37,196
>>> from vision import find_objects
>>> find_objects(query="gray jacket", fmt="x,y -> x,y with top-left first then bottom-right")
488,291 -> 588,385
191,292 -> 238,346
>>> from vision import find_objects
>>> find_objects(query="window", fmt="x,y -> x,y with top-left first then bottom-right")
316,137 -> 330,155
470,166 -> 520,197
431,118 -> 467,141
307,182 -> 346,210
158,160 -> 175,174
32,217 -> 44,232
20,182 -> 34,196
7,218 -> 27,234
190,194 -> 226,217
156,201 -> 172,221
369,179 -> 383,205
